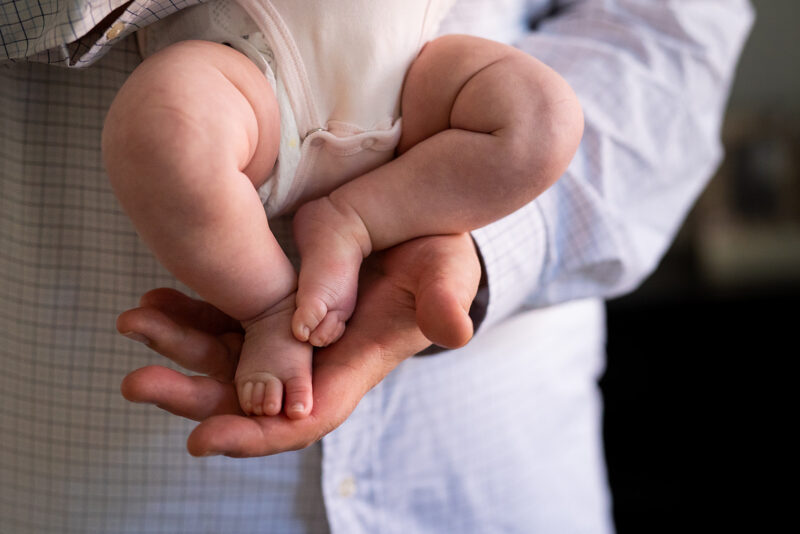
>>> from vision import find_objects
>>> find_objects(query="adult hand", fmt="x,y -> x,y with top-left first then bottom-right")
118,233 -> 481,457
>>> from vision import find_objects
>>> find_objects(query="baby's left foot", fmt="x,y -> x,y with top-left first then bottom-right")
235,293 -> 313,418
291,197 -> 372,347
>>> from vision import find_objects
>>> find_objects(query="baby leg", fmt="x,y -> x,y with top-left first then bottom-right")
103,40 -> 312,417
292,35 -> 583,347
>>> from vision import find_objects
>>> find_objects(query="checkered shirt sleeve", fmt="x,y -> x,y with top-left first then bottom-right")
1,0 -> 203,65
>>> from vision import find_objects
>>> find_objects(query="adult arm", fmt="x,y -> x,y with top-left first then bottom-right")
469,0 -> 754,330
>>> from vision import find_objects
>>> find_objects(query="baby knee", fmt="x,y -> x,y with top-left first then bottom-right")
103,40 -> 279,190
500,54 -> 584,193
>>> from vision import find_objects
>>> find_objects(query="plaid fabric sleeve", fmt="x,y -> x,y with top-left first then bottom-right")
1,0 -> 203,66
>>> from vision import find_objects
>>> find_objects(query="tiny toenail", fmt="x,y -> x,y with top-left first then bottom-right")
122,332 -> 151,345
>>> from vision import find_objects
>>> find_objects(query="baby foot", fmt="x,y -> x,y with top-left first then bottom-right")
235,293 -> 313,418
292,196 -> 372,347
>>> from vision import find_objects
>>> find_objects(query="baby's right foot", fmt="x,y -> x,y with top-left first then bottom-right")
292,197 -> 372,347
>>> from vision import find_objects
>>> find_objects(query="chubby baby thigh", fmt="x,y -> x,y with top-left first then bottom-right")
125,40 -> 281,190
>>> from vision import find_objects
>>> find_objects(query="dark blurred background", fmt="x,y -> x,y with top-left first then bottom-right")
601,1 -> 798,531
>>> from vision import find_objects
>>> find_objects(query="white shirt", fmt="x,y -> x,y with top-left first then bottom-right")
0,1 -> 753,532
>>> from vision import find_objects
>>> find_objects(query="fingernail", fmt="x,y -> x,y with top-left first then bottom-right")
300,325 -> 310,341
199,450 -> 222,457
122,331 -> 151,346
290,403 -> 305,414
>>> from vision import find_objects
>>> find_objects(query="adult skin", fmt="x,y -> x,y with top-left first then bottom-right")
119,233 -> 481,457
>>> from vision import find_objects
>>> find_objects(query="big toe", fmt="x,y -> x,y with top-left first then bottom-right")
283,375 -> 313,420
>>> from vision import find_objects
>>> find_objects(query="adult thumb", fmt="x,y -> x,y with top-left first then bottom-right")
413,235 -> 481,348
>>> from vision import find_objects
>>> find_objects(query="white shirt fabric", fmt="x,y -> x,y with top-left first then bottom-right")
0,1 -> 753,533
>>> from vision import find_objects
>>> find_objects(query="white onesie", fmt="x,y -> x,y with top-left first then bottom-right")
138,0 -> 456,216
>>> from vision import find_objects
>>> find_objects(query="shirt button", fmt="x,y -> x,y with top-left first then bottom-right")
338,476 -> 356,498
106,22 -> 125,40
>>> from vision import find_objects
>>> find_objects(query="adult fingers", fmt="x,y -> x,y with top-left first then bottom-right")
117,305 -> 241,381
138,288 -> 242,334
121,365 -> 242,421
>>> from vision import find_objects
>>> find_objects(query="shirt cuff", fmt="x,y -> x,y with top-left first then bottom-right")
416,201 -> 547,356
469,200 -> 549,334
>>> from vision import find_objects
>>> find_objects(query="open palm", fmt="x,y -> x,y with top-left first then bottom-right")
118,233 -> 481,457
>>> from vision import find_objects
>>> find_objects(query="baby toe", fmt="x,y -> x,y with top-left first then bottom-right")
261,377 -> 283,416
308,312 -> 347,348
292,297 -> 329,342
238,374 -> 283,416
283,375 -> 313,420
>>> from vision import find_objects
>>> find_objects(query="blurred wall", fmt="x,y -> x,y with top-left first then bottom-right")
602,2 -> 798,533
729,0 -> 800,117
